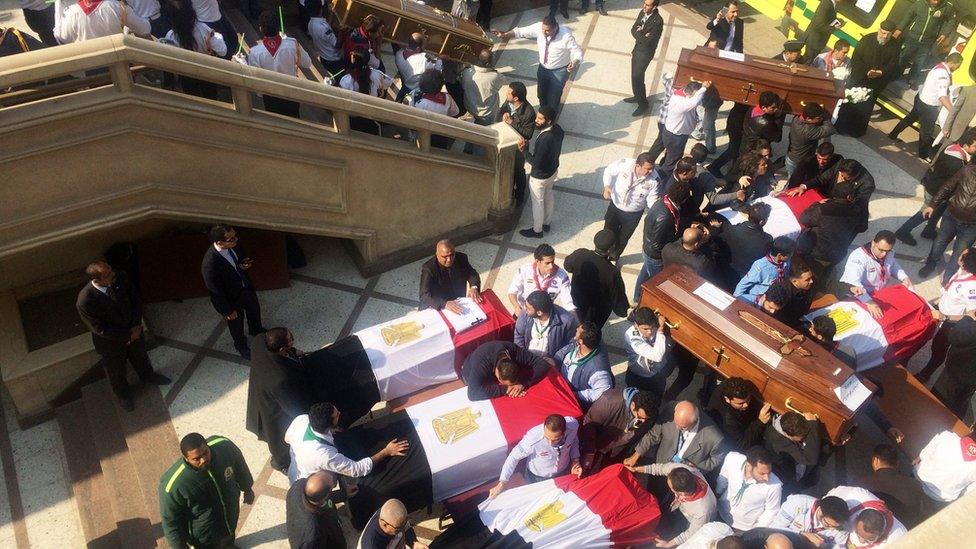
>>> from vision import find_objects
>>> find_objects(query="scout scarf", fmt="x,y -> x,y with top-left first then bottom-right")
766,254 -> 786,281
532,262 -> 559,293
422,92 -> 447,104
262,35 -> 283,56
672,475 -> 709,510
862,243 -> 888,286
847,500 -> 893,548
78,0 -> 104,15
663,196 -> 680,233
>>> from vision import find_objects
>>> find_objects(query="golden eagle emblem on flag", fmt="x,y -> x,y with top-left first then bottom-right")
432,407 -> 481,444
524,501 -> 568,532
826,307 -> 859,337
380,320 -> 424,347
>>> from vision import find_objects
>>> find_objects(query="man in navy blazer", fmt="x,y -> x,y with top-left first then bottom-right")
201,224 -> 265,359
514,290 -> 578,358
706,1 -> 744,53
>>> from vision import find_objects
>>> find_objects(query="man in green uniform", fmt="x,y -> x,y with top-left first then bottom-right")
159,433 -> 255,548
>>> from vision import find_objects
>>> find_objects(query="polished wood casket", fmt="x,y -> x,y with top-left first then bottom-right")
674,47 -> 845,112
330,0 -> 492,65
639,266 -> 874,444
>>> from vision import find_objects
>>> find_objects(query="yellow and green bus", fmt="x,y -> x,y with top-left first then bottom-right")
744,0 -> 975,116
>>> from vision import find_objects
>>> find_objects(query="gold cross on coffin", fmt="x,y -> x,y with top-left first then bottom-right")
737,311 -> 812,356
740,82 -> 757,102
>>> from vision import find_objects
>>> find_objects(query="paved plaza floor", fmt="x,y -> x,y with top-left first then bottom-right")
0,1 -> 951,547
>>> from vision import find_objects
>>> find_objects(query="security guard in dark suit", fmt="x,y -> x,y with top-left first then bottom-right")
624,0 -> 664,117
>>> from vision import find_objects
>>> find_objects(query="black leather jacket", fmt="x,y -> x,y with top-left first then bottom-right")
932,165 -> 976,224
642,198 -> 679,260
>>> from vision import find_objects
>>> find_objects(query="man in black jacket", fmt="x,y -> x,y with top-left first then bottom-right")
797,192 -> 861,286
76,261 -> 171,411
897,130 -> 976,246
706,377 -> 771,452
662,226 -> 716,281
785,102 -> 836,180
564,229 -> 630,328
790,158 -> 875,234
742,92 -> 786,154
625,0 -> 664,117
933,313 -> 976,421
786,142 -> 842,190
499,81 -> 536,204
706,1 -> 743,53
861,444 -> 927,528
719,202 -> 773,281
419,239 -> 482,312
801,0 -> 843,60
635,180 -> 692,301
836,21 -> 900,137
461,340 -> 554,400
769,259 -> 816,329
763,410 -> 822,490
201,224 -> 264,359
920,165 -> 976,281
520,106 -> 565,238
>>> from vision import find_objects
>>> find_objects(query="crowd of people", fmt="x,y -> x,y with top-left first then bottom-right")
11,0 -> 969,546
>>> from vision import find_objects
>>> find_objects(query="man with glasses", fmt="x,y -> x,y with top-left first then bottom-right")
286,470 -> 345,548
419,239 -> 482,314
489,414 -> 581,499
202,224 -> 265,359
579,388 -> 659,474
839,230 -> 914,319
357,498 -> 423,549
767,494 -> 851,547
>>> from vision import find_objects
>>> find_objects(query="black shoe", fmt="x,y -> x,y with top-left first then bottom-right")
119,398 -> 135,412
560,9 -> 570,18
519,228 -> 544,238
543,224 -> 551,233
894,230 -> 917,246
887,132 -> 903,143
598,7 -> 608,15
622,96 -> 639,104
920,227 -> 938,239
919,262 -> 938,278
145,373 -> 172,386
632,105 -> 649,117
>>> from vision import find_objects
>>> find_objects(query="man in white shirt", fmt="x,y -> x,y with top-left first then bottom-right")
769,494 -> 851,548
247,11 -> 312,118
493,15 -> 583,110
917,248 -> 976,382
661,80 -> 713,176
189,0 -> 237,58
508,243 -> 575,317
489,414 -> 581,498
716,448 -> 783,531
888,52 -> 963,161
554,322 -> 613,405
839,230 -> 913,319
394,32 -> 443,102
308,2 -> 344,81
676,522 -> 737,549
55,0 -> 151,44
914,430 -> 976,504
602,152 -> 659,262
283,402 -> 408,483
629,462 -> 718,547
825,486 -> 907,548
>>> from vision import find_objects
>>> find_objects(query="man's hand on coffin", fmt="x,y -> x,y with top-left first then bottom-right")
488,481 -> 506,499
866,302 -> 883,319
850,286 -> 865,297
758,402 -> 773,424
467,286 -> 483,303
783,185 -> 806,197
887,428 -> 905,444
445,300 -> 464,314
571,460 -> 583,477
384,439 -> 410,457
801,532 -> 826,547
506,384 -> 527,398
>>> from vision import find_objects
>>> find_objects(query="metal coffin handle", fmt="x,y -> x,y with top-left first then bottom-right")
785,397 -> 820,419
651,308 -> 681,330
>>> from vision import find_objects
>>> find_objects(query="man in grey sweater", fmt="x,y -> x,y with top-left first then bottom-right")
628,462 -> 717,547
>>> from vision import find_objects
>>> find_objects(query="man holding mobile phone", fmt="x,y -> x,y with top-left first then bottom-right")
202,224 -> 265,359
706,1 -> 744,53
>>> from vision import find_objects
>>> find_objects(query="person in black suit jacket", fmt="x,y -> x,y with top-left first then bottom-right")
202,224 -> 264,359
720,202 -> 773,281
625,0 -> 664,116
563,230 -> 630,329
861,444 -> 927,528
519,106 -> 565,239
802,0 -> 841,60
76,261 -> 170,411
419,239 -> 482,312
461,340 -> 554,400
706,1 -> 744,53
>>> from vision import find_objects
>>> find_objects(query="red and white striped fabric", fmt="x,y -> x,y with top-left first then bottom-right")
717,190 -> 824,240
475,464 -> 662,548
805,284 -> 938,371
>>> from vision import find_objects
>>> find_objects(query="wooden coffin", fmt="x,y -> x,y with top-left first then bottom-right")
330,0 -> 492,65
639,266 -> 874,444
674,46 -> 845,112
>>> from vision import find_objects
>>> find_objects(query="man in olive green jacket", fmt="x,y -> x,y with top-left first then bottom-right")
159,433 -> 255,548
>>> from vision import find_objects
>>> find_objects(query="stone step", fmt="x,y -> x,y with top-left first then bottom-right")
80,380 -> 157,548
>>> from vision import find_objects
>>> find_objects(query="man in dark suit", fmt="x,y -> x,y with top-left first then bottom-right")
461,340 -> 554,401
419,239 -> 482,313
719,203 -> 773,281
202,224 -> 264,360
860,444 -> 926,528
76,261 -> 171,411
835,21 -> 900,137
580,388 -> 660,474
706,1 -> 744,53
802,0 -> 842,60
626,400 -> 729,475
564,229 -> 630,328
245,327 -> 312,472
520,106 -> 565,238
624,0 -> 664,117
513,290 -> 578,358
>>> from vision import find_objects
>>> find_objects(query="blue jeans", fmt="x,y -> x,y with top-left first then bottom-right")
897,191 -> 945,236
925,211 -> 976,283
785,156 -> 798,179
634,254 -> 664,302
537,65 -> 570,110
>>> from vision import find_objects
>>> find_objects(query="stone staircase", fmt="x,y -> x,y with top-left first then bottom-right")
56,379 -> 180,548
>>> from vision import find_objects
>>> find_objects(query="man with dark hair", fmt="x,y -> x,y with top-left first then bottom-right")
861,443 -> 926,528
499,81 -> 536,204
662,226 -> 716,281
636,180 -> 693,301
763,410 -> 822,489
626,0 -> 664,116
555,322 -> 613,406
932,309 -> 976,418
769,493 -> 850,548
767,259 -> 815,329
246,327 -> 312,472
755,282 -> 791,317
801,0 -> 844,60
247,11 -> 312,117
742,92 -> 786,155
77,260 -> 170,411
286,470 -> 345,548
916,248 -> 976,383
419,239 -> 482,313
461,340 -> 553,400
733,236 -> 794,304
160,433 -> 254,549
785,102 -> 836,179
791,157 -> 876,236
580,388 -> 660,474
716,448 -> 782,530
514,290 -> 578,357
920,165 -> 976,282
786,142 -> 842,190
493,15 -> 582,110
508,243 -> 575,317
706,377 -> 771,451
889,53 -> 964,160
811,38 -> 852,73
629,461 -> 717,546
840,230 -> 913,318
807,315 -> 858,368
706,1 -> 744,53
284,402 -> 408,483
718,203 -> 772,284
564,229 -> 630,328
660,80 -> 714,175
490,414 -> 580,498
797,191 -> 862,284
519,105 -> 565,238
602,152 -> 660,262
895,0 -> 959,88
202,224 -> 264,359
826,485 -> 908,546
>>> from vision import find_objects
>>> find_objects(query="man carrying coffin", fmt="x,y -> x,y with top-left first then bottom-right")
580,388 -> 660,474
461,340 -> 553,400
839,230 -> 914,319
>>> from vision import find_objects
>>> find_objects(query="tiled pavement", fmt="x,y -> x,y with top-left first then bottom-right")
0,1 -> 950,547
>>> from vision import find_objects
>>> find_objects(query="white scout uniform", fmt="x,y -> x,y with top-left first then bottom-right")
508,261 -> 575,311
55,0 -> 151,43
839,245 -> 909,295
499,417 -> 579,482
915,430 -> 976,502
824,486 -> 907,548
603,157 -> 660,213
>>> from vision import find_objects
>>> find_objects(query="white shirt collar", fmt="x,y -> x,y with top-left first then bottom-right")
92,281 -> 109,294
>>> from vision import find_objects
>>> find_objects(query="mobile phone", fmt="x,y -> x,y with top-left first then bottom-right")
720,7 -> 728,18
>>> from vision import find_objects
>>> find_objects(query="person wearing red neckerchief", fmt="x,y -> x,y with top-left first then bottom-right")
915,248 -> 976,383
915,430 -> 976,508
627,462 -> 717,547
888,53 -> 963,161
732,236 -> 794,305
839,230 -> 914,319
54,0 -> 151,44
767,494 -> 850,548
634,180 -> 693,302
507,243 -> 575,318
246,11 -> 312,119
825,485 -> 908,548
343,14 -> 385,73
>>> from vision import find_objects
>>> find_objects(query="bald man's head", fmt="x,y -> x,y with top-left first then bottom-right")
305,471 -> 335,499
379,499 -> 408,536
673,401 -> 699,431
765,533 -> 793,549
435,239 -> 456,268
408,32 -> 425,49
681,227 -> 703,249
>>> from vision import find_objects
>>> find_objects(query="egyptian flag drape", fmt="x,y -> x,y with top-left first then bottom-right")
429,464 -> 662,548
335,369 -> 583,529
717,190 -> 824,240
805,284 -> 937,371
303,291 -> 514,427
